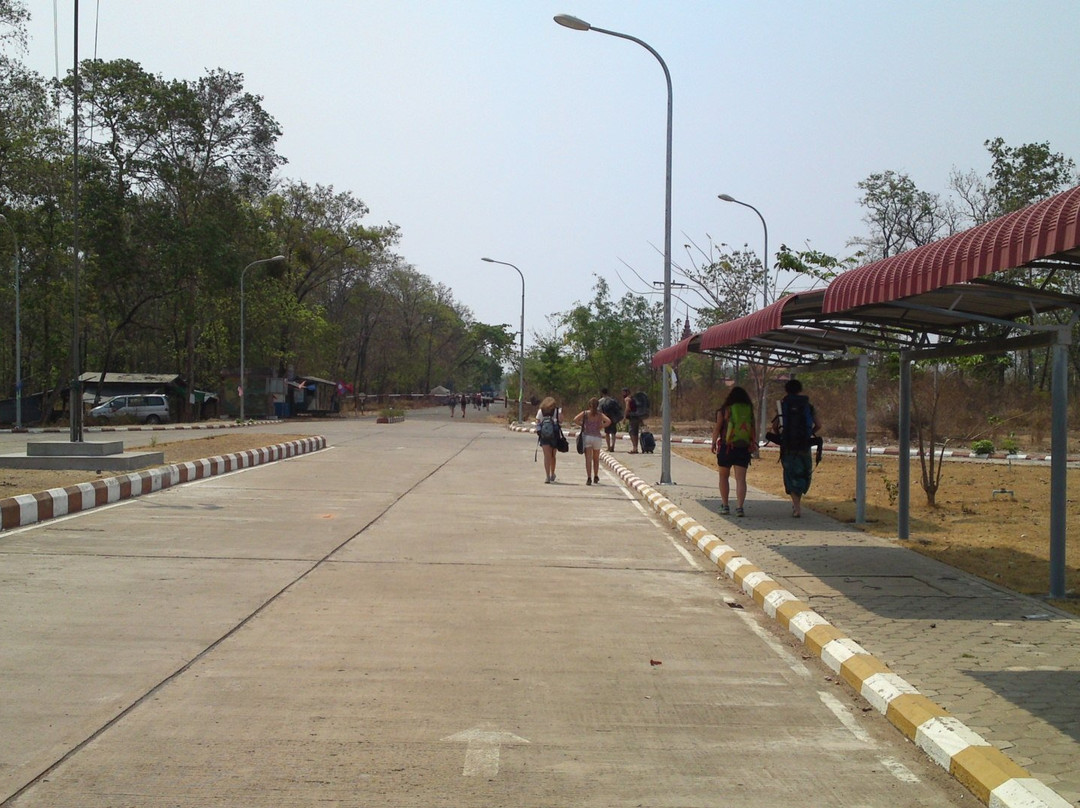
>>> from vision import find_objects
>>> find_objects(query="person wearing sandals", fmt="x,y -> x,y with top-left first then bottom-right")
573,398 -> 611,486
536,396 -> 562,483
710,386 -> 756,517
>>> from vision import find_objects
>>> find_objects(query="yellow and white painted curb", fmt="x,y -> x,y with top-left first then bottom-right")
602,452 -> 1071,808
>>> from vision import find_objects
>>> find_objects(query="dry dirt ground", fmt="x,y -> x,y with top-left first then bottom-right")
675,444 -> 1080,615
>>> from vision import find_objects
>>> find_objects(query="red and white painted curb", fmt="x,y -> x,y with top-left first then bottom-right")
0,437 -> 326,533
601,451 -> 1070,808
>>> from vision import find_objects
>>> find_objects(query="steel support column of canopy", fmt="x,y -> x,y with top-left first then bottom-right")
855,355 -> 868,525
1049,329 -> 1069,599
898,357 -> 912,541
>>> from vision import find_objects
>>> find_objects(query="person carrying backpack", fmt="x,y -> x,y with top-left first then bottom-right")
771,378 -> 821,517
623,387 -> 649,454
535,396 -> 563,483
598,388 -> 622,451
710,386 -> 756,517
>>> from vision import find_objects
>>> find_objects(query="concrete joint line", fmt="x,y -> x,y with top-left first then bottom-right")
0,437 -> 327,533
601,451 -> 1072,808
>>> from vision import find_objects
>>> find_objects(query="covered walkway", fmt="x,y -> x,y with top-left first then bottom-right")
654,185 -> 1080,597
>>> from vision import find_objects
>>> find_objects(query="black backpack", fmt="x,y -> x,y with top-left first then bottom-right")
630,391 -> 650,419
599,396 -> 622,422
779,395 -> 814,451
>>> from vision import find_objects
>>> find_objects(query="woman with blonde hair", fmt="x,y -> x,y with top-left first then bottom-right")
535,396 -> 562,483
573,398 -> 611,486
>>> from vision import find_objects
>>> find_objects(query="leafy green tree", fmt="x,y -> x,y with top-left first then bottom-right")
850,170 -> 957,261
985,137 -> 1077,216
259,180 -> 397,381
561,277 -> 660,401
143,67 -> 284,414
776,244 -> 859,286
677,240 -> 760,325
527,339 -> 575,404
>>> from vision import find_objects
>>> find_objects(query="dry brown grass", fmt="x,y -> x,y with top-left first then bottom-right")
675,445 -> 1080,616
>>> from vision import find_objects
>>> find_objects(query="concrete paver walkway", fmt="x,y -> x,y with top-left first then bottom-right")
605,441 -> 1080,805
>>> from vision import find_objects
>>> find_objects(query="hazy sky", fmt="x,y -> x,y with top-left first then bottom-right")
23,1 -> 1080,347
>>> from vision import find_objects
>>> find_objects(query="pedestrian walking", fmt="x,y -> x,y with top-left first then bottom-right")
536,396 -> 563,483
573,398 -> 611,486
623,387 -> 644,453
598,387 -> 622,451
771,378 -> 821,517
710,386 -> 756,517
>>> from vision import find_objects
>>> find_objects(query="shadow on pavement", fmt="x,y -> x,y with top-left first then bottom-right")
967,668 -> 1080,743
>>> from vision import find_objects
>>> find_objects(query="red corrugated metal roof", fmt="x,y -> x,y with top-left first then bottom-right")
650,334 -> 694,368
697,295 -> 793,352
823,185 -> 1080,314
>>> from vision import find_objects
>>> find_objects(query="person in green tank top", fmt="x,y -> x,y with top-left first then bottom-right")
710,386 -> 756,517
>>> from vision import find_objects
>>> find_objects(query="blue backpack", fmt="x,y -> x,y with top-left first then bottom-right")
538,415 -> 557,442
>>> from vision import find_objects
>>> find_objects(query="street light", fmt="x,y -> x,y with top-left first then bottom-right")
481,257 -> 525,425
240,255 -> 285,422
554,13 -> 674,485
719,193 -> 770,448
0,214 -> 21,430
718,194 -> 769,307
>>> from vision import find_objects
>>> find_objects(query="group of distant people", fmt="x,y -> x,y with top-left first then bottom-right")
532,379 -> 823,519
532,386 -> 648,486
447,391 -> 492,417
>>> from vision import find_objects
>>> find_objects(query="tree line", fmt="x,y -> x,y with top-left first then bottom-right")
0,3 -> 516,422
3,1 -> 1078,427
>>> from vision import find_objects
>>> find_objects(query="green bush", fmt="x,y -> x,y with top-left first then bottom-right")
1001,435 -> 1021,454
971,439 -> 995,455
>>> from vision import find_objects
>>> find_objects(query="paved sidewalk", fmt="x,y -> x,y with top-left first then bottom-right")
603,443 -> 1080,805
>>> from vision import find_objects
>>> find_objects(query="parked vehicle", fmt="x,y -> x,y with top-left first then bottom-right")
89,394 -> 171,424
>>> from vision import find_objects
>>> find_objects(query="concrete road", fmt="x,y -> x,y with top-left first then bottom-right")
0,412 -> 969,806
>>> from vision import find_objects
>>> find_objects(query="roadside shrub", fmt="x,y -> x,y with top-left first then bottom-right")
971,439 -> 995,455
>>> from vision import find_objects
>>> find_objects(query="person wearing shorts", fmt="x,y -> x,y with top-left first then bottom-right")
710,386 -> 756,517
598,387 -> 620,451
573,398 -> 612,486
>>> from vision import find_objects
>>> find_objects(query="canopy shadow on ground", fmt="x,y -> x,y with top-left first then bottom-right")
765,543 -> 1043,621
966,669 -> 1080,743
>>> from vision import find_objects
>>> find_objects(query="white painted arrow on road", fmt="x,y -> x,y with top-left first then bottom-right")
441,727 -> 530,777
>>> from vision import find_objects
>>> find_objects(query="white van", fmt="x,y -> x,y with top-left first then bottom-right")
89,394 -> 171,424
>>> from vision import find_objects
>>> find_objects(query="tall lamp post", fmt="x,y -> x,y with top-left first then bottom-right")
0,214 -> 21,430
718,194 -> 768,307
481,257 -> 525,425
70,0 -> 83,443
555,13 -> 674,484
240,255 -> 285,422
719,193 -> 770,448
